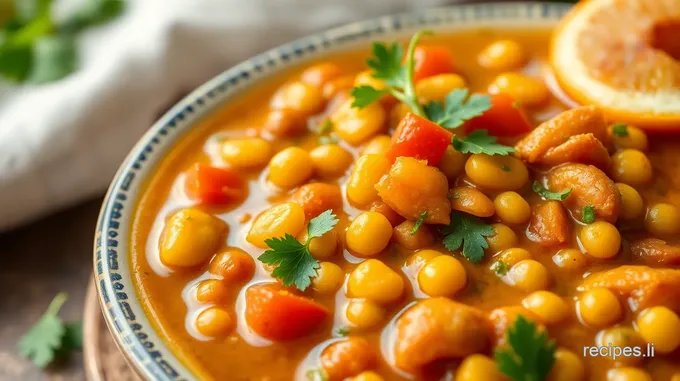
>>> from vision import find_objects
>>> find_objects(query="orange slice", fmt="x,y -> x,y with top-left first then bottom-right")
551,0 -> 680,132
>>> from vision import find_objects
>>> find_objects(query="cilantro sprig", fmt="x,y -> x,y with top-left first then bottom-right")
410,211 -> 428,235
532,181 -> 572,201
424,89 -> 491,129
491,260 -> 509,276
258,209 -> 339,291
18,293 -> 83,368
441,211 -> 494,264
452,130 -> 516,156
582,205 -> 595,224
611,123 -> 629,137
495,315 -> 557,381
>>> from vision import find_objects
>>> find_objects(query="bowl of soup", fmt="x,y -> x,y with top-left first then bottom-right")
94,1 -> 680,380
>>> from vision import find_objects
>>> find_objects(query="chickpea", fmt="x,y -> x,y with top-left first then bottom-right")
351,371 -> 384,381
617,183 -> 645,220
465,154 -> 529,191
347,259 -> 404,304
494,191 -> 531,224
489,72 -> 548,107
362,135 -> 392,155
196,279 -> 229,304
552,248 -> 589,273
195,307 -> 234,338
596,327 -> 645,365
346,154 -> 391,206
495,248 -> 532,267
580,221 -> 621,259
268,147 -> 314,189
369,201 -> 404,227
438,146 -> 466,180
611,149 -> 653,186
406,249 -> 441,269
310,144 -> 353,178
312,262 -> 345,294
486,223 -> 519,254
247,203 -> 305,248
390,103 -> 410,129
478,40 -> 526,71
392,220 -> 434,250
455,354 -> 504,381
221,138 -> 273,168
609,124 -> 648,152
346,299 -> 386,329
548,349 -> 585,381
450,186 -> 495,218
263,108 -> 307,137
577,288 -> 622,328
415,73 -> 467,102
637,306 -> 680,354
300,229 -> 338,259
522,291 -> 569,325
645,203 -> 680,237
160,208 -> 226,268
505,259 -> 550,292
209,248 -> 256,283
418,255 -> 467,297
331,99 -> 386,146
271,81 -> 324,115
606,368 -> 652,381
301,62 -> 343,87
346,212 -> 393,257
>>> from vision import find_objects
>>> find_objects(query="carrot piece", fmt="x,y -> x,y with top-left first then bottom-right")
290,183 -> 343,219
465,93 -> 532,137
413,46 -> 456,82
245,283 -> 329,341
385,112 -> 453,166
184,163 -> 245,205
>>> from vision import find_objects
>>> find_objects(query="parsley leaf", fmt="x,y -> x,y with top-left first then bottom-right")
582,205 -> 595,224
441,212 -> 494,264
424,89 -> 491,129
611,123 -> 629,137
495,315 -> 557,381
258,209 -> 339,291
532,181 -> 572,201
350,85 -> 388,108
452,130 -> 516,156
491,260 -> 509,276
411,211 -> 428,235
367,41 -> 406,88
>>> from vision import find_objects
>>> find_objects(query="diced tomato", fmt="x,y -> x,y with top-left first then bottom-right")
386,112 -> 453,166
413,46 -> 455,82
184,163 -> 245,205
465,93 -> 533,137
245,283 -> 329,341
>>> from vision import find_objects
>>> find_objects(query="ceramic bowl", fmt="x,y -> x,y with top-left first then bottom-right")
94,2 -> 571,380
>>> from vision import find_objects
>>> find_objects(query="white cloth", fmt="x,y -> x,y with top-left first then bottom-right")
0,0 -> 452,230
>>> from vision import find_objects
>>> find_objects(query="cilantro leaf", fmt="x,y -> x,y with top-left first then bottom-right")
452,130 -> 516,156
367,41 -> 406,88
441,212 -> 494,264
582,205 -> 595,224
308,209 -> 339,239
611,123 -> 629,137
491,260 -> 509,276
424,89 -> 491,129
495,315 -> 557,381
532,181 -> 572,201
350,85 -> 387,108
410,211 -> 428,235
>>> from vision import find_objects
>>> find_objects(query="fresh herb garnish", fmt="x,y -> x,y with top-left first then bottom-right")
335,327 -> 350,337
582,205 -> 595,224
258,210 -> 338,291
424,89 -> 491,129
611,123 -> 629,137
18,293 -> 83,368
501,165 -> 511,172
306,368 -> 329,381
441,211 -> 494,264
495,315 -> 557,381
452,130 -> 516,156
532,181 -> 572,201
411,211 -> 428,235
491,260 -> 509,276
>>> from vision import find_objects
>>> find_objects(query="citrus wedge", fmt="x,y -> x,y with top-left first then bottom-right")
551,0 -> 680,132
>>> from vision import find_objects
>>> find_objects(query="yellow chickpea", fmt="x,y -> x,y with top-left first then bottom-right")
486,223 -> 519,254
267,147 -> 313,189
580,221 -> 621,259
362,135 -> 392,155
450,186 -> 496,218
301,229 -> 338,259
478,40 -> 526,71
312,262 -> 345,294
606,368 -> 652,381
347,259 -> 404,304
465,154 -> 529,191
505,259 -> 550,292
609,124 -> 649,152
209,248 -> 256,283
494,191 -> 531,224
489,72 -> 549,107
438,146 -> 466,180
596,327 -> 645,365
354,69 -> 387,91
645,203 -> 680,237
309,144 -> 353,178
577,288 -> 622,328
331,99 -> 386,146
346,299 -> 386,329
247,203 -> 305,248
418,255 -> 467,297
406,249 -> 441,269
617,183 -> 645,220
271,81 -> 324,115
548,349 -> 585,381
346,212 -> 393,256
495,248 -> 532,267
611,149 -> 653,186
415,73 -> 467,102
220,138 -> 273,168
351,371 -> 384,381
552,248 -> 589,273
455,354 -> 505,381
346,154 -> 391,207
392,220 -> 434,250
263,108 -> 307,137
522,291 -> 569,325
195,307 -> 234,338
637,306 -> 680,354
390,103 -> 410,129
160,208 -> 226,268
196,279 -> 229,304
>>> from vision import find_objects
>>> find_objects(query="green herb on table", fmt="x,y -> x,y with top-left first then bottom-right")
532,181 -> 572,201
410,211 -> 428,235
18,292 -> 83,368
582,205 -> 596,224
611,123 -> 629,137
441,211 -> 494,264
424,88 -> 491,129
452,130 -> 516,156
258,209 -> 339,291
491,260 -> 509,276
495,315 -> 557,381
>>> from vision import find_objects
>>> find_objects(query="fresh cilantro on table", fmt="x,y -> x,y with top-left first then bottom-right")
452,130 -> 516,156
582,205 -> 595,224
532,181 -> 572,201
18,292 -> 83,368
495,315 -> 557,381
410,211 -> 428,235
424,89 -> 491,129
491,260 -> 509,276
611,123 -> 629,137
258,209 -> 339,291
441,211 -> 494,264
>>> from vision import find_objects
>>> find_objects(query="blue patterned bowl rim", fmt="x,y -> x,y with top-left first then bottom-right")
94,2 -> 571,380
